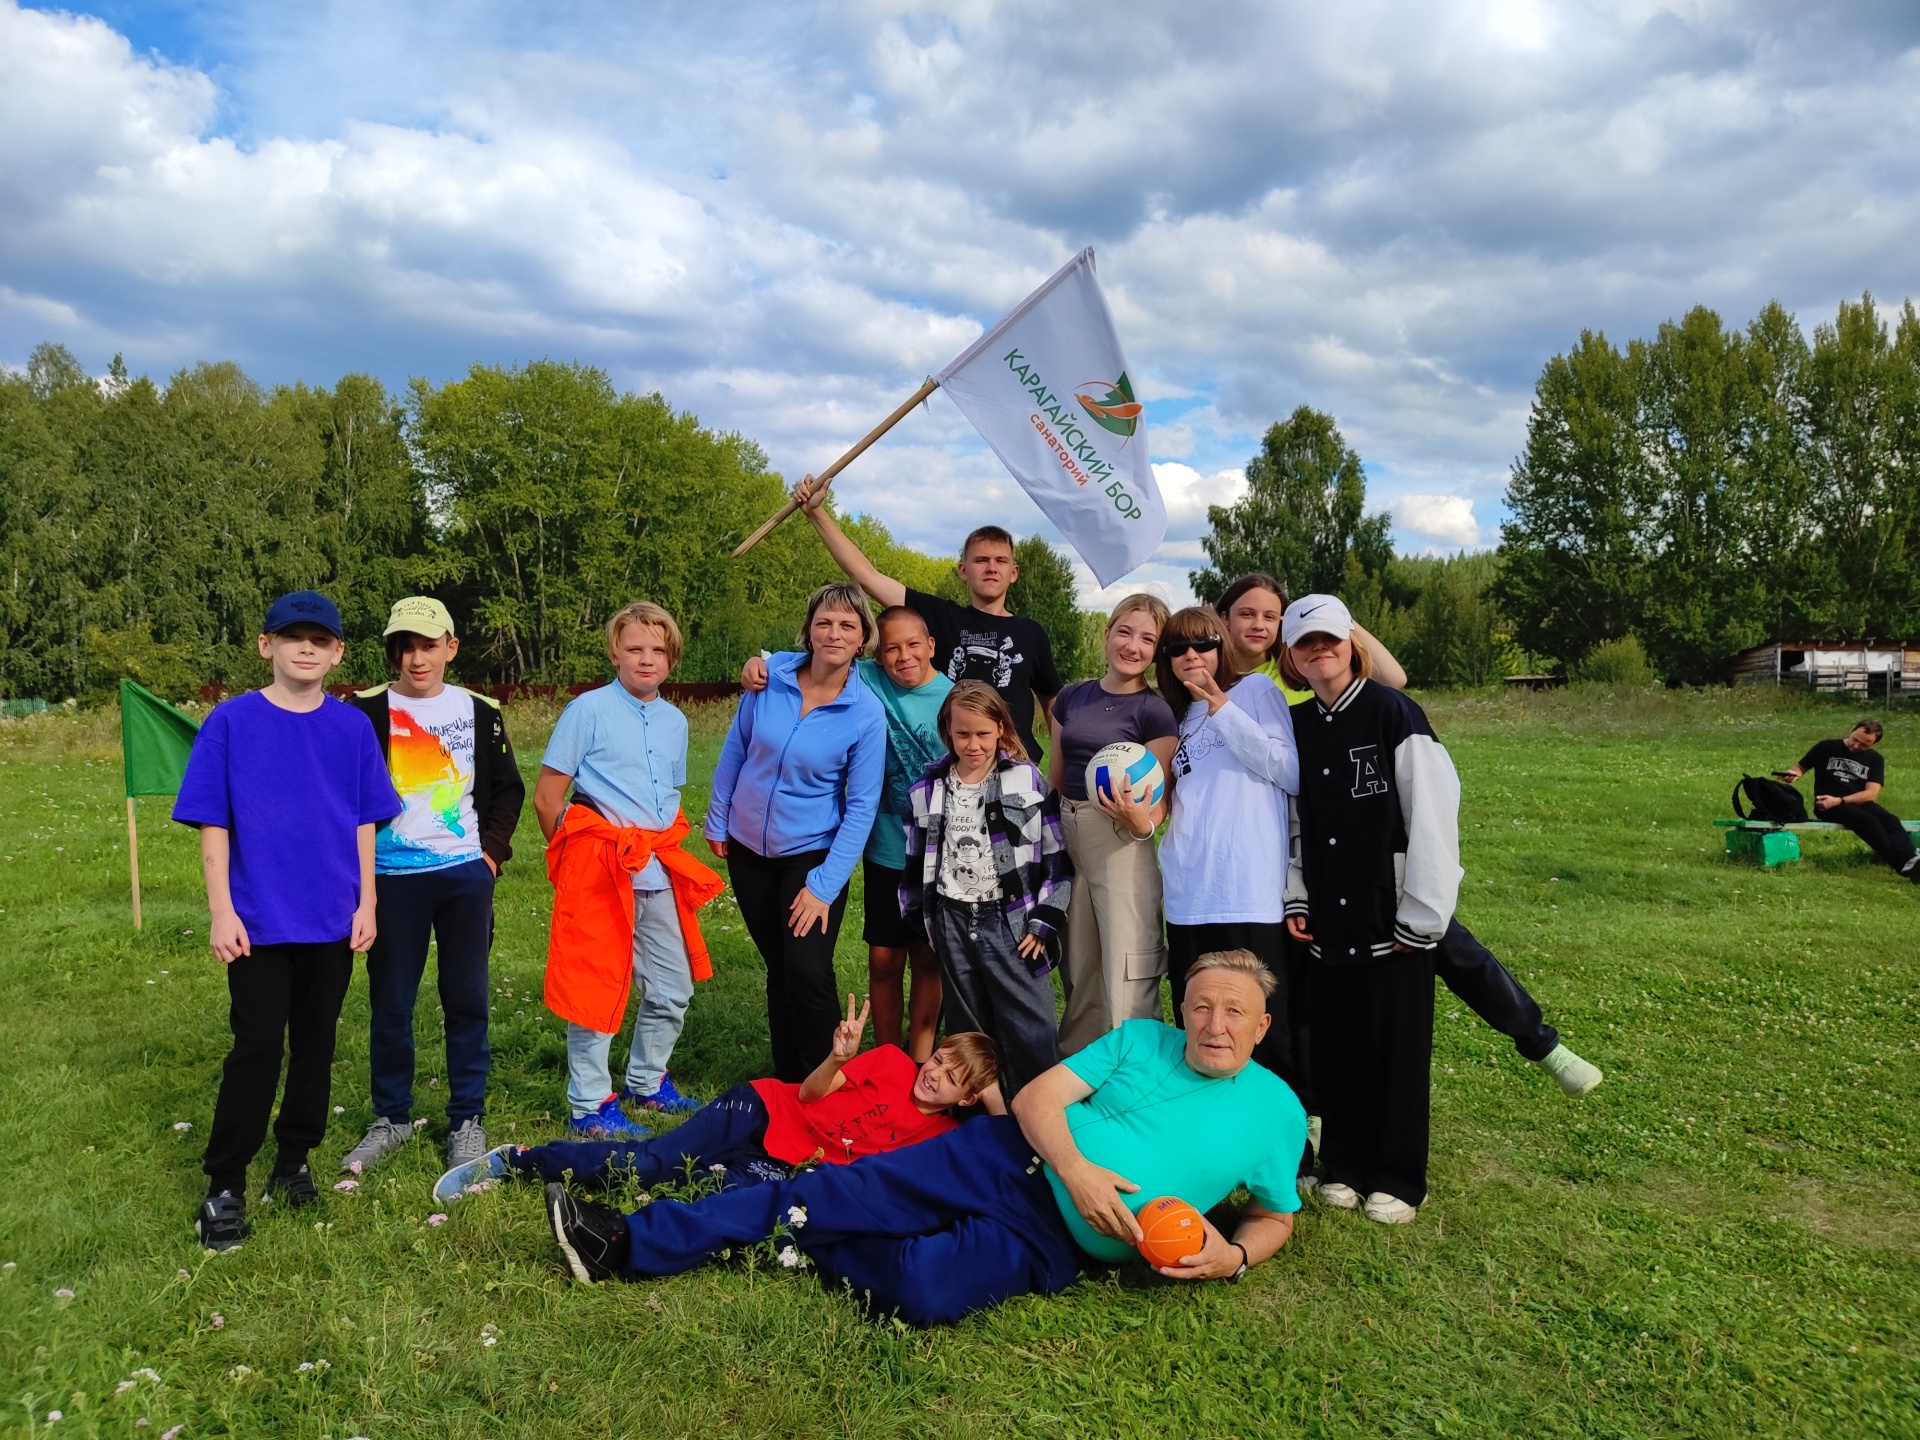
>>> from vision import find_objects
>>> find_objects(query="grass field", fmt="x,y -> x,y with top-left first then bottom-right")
3,685 -> 1917,1439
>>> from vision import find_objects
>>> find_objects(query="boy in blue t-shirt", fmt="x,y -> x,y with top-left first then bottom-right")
741,605 -> 953,1057
173,591 -> 403,1251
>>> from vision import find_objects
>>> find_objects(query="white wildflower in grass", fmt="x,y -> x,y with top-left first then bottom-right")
172,1122 -> 191,1131
333,1106 -> 345,1114
708,1163 -> 726,1173
776,1248 -> 810,1269
349,1160 -> 363,1175
134,1368 -> 161,1383
227,1364 -> 252,1381
161,1426 -> 184,1439
118,1380 -> 138,1395
46,1410 -> 61,1423
135,1419 -> 149,1428
333,1179 -> 359,1192
786,1205 -> 807,1228
54,1287 -> 74,1299
176,1269 -> 188,1278
463,1179 -> 496,1194
482,1335 -> 498,1347
210,1313 -> 224,1328
297,1362 -> 314,1372
2,1261 -> 13,1269
427,1213 -> 448,1226
413,1117 -> 428,1128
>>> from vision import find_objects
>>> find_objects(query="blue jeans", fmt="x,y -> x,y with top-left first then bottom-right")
510,1083 -> 786,1188
617,1115 -> 1087,1327
367,858 -> 494,1124
565,887 -> 692,1115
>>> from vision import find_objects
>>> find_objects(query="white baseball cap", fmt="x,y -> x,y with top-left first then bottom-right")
1281,594 -> 1354,648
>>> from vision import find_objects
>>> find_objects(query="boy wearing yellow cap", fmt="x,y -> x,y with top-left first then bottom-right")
345,597 -> 527,1174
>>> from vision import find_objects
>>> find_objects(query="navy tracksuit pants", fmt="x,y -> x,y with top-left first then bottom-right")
367,858 -> 496,1124
619,1115 -> 1087,1327
510,1083 -> 790,1189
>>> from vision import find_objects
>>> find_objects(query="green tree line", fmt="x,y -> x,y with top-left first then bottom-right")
1497,294 -> 1920,684
0,347 -> 1088,699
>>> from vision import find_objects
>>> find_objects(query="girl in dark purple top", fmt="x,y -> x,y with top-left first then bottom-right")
1047,593 -> 1177,1054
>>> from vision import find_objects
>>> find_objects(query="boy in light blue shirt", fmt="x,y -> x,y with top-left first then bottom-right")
533,602 -> 697,1135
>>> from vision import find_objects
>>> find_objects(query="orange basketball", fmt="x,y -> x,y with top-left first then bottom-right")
1135,1195 -> 1205,1267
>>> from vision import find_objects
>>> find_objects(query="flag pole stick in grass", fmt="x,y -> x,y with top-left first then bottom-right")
118,679 -> 200,931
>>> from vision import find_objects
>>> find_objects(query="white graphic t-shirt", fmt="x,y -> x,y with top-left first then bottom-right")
938,777 -> 1000,903
375,687 -> 483,874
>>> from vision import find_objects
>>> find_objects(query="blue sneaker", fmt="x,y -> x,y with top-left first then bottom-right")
568,1097 -> 648,1140
433,1143 -> 520,1204
622,1073 -> 700,1113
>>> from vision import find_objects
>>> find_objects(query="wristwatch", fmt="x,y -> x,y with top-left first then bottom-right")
1230,1242 -> 1250,1281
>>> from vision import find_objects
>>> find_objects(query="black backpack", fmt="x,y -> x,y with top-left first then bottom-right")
1732,774 -> 1806,824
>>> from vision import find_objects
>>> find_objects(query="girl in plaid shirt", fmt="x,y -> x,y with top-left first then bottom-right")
899,682 -> 1071,1096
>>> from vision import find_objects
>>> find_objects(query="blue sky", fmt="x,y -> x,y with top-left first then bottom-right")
5,1 -> 1919,606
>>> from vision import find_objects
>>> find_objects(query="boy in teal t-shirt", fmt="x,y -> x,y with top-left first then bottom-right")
743,606 -> 951,1056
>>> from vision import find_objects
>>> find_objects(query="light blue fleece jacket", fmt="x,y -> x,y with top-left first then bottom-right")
703,650 -> 887,902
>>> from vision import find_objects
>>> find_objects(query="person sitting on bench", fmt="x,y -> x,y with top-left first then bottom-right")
1782,719 -> 1918,882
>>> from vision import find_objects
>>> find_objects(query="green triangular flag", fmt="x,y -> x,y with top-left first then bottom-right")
121,679 -> 200,798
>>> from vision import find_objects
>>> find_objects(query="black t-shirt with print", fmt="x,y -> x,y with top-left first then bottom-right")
905,588 -> 1062,761
1798,738 -> 1884,798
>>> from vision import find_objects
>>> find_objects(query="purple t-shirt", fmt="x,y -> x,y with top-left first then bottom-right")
1052,680 -> 1178,801
172,691 -> 402,945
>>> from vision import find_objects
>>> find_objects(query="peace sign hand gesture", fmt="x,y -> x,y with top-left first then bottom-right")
829,993 -> 871,1063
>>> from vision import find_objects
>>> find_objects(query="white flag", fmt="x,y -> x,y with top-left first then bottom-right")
937,249 -> 1166,587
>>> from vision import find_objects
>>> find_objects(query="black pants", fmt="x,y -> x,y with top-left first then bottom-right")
931,898 -> 1060,1098
203,940 -> 354,1194
367,858 -> 495,1124
1828,801 -> 1918,872
1435,920 -> 1558,1062
727,842 -> 849,1083
1315,951 -> 1434,1208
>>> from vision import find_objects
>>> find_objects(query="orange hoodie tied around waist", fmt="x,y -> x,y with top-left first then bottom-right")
543,803 -> 724,1034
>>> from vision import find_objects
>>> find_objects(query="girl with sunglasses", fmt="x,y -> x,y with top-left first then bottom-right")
1153,608 -> 1307,1113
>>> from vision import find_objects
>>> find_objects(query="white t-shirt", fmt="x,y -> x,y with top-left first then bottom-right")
375,687 -> 483,874
1158,673 -> 1299,925
938,777 -> 1000,903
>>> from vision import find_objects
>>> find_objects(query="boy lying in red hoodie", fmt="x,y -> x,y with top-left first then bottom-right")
434,996 -> 1000,1202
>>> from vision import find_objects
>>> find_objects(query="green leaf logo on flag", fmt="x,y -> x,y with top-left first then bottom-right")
1075,372 -> 1142,439
121,679 -> 200,798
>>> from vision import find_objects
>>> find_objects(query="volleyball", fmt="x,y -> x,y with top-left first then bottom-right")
1086,740 -> 1165,808
1135,1195 -> 1205,1267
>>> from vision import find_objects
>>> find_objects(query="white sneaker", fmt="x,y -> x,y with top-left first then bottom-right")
1317,1182 -> 1361,1210
1364,1192 -> 1418,1224
1537,1043 -> 1605,1098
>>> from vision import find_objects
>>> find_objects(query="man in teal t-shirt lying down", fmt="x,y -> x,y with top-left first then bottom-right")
538,950 -> 1309,1325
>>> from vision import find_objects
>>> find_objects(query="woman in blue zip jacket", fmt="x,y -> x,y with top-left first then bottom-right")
705,582 -> 887,1081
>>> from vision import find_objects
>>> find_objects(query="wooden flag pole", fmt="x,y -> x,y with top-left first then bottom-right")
733,377 -> 939,558
126,795 -> 143,932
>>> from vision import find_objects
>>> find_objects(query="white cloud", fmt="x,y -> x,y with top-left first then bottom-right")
1393,494 -> 1481,550
3,0 -> 1919,612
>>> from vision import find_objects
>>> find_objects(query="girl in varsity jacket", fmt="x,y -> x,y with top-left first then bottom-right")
1279,594 -> 1461,1226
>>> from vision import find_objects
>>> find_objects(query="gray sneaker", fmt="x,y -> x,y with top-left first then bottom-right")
447,1117 -> 489,1169
341,1117 -> 414,1174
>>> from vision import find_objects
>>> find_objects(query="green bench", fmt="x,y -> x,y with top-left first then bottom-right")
1715,817 -> 1920,867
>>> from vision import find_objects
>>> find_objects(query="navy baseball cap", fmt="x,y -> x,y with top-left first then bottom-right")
263,590 -> 344,639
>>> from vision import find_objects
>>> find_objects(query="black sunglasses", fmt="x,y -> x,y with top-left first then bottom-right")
1160,635 -> 1223,658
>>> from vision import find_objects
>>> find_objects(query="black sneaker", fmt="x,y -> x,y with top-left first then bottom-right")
196,1191 -> 249,1252
545,1182 -> 628,1284
269,1164 -> 319,1209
